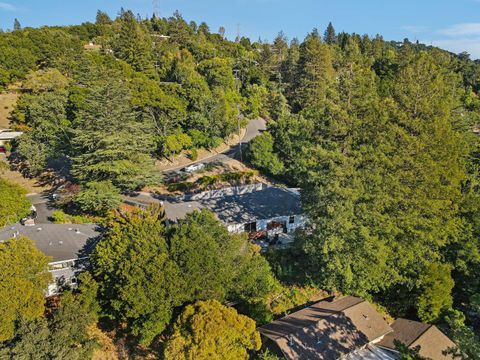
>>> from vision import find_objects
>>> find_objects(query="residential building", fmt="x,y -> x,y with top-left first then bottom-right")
377,318 -> 456,360
258,296 -> 395,360
0,223 -> 101,296
162,184 -> 305,245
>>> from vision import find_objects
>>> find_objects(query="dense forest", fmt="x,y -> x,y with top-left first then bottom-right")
0,9 -> 480,359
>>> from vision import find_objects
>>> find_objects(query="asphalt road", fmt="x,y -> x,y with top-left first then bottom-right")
164,118 -> 266,176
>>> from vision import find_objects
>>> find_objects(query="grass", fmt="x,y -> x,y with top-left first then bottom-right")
0,91 -> 19,129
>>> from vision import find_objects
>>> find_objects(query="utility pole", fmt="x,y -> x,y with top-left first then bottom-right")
236,23 -> 240,42
153,0 -> 160,18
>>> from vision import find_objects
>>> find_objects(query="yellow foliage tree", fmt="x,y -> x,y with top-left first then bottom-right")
164,300 -> 261,360
0,236 -> 51,341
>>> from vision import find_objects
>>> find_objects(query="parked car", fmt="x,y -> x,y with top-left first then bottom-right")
183,163 -> 205,173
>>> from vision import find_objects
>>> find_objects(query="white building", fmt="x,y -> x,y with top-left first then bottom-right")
0,224 -> 101,296
163,185 -> 306,245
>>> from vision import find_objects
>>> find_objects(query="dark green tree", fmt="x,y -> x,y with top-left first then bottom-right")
13,18 -> 21,31
71,78 -> 158,191
74,180 -> 122,216
323,22 -> 336,45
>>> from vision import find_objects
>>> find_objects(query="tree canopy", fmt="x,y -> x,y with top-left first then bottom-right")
0,236 -> 51,342
164,300 -> 261,360
0,179 -> 31,227
90,206 -> 275,346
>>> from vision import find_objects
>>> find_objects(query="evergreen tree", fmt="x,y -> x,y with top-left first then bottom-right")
71,78 -> 158,191
324,22 -> 336,45
294,30 -> 334,114
13,18 -> 21,31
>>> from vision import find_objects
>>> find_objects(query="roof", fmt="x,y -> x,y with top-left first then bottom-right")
258,296 -> 393,360
163,186 -> 302,225
0,224 -> 101,263
163,201 -> 204,222
378,319 -> 456,360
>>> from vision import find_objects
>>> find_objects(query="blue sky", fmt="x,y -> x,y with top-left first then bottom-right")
1,0 -> 480,58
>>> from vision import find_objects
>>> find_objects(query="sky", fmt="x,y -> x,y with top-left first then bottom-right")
1,0 -> 480,58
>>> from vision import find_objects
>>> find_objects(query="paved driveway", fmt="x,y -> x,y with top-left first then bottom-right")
164,118 -> 266,177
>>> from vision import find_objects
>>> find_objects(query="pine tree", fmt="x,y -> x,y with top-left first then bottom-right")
294,30 -> 334,114
324,22 -> 336,45
13,18 -> 21,31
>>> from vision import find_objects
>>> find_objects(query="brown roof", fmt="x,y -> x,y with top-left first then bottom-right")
258,296 -> 393,360
378,318 -> 456,360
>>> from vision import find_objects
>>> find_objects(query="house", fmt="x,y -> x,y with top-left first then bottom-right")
83,41 -> 102,51
162,184 -> 306,244
0,224 -> 101,296
258,296 -> 395,360
377,318 -> 456,360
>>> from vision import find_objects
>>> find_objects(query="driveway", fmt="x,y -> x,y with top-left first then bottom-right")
27,193 -> 54,224
164,118 -> 266,176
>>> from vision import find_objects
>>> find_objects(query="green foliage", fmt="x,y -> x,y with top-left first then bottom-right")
394,340 -> 427,360
417,263 -> 454,323
0,236 -> 51,342
49,210 -> 98,224
247,132 -> 284,175
0,278 -> 100,359
91,206 -> 276,346
163,300 -> 261,360
71,79 -> 158,191
74,181 -> 122,216
0,178 -> 31,227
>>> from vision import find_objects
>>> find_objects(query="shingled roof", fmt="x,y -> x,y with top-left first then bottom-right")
378,318 -> 456,360
258,296 -> 393,360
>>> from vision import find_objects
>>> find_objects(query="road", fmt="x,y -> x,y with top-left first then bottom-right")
164,118 -> 266,176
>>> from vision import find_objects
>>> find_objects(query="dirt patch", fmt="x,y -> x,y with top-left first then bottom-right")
155,127 -> 246,172
0,156 -> 52,193
0,91 -> 19,129
90,325 -> 118,360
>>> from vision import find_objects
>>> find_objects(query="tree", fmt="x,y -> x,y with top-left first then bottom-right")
323,22 -> 336,45
91,207 -> 276,346
0,178 -> 31,227
247,132 -> 284,175
95,10 -> 112,25
0,236 -> 51,341
13,18 -> 21,31
163,300 -> 261,360
294,30 -> 334,114
90,205 -> 183,346
71,78 -> 158,191
0,275 -> 100,359
417,263 -> 454,323
113,10 -> 152,71
74,181 -> 122,216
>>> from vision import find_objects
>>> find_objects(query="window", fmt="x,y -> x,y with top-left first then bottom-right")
244,222 -> 257,232
289,216 -> 295,224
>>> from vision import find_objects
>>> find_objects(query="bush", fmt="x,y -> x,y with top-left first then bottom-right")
49,210 -> 97,224
189,148 -> 198,161
167,182 -> 195,192
74,181 -> 121,216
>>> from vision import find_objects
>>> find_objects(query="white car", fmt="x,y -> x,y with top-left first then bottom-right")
184,163 -> 205,173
